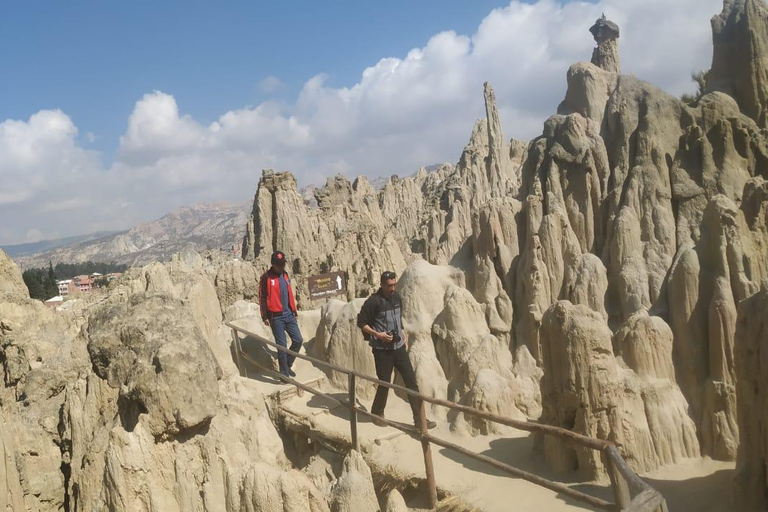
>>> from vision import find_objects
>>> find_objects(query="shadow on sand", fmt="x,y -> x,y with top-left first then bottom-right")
644,467 -> 734,512
438,435 -> 612,510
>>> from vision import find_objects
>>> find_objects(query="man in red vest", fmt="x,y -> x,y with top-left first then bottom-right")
259,251 -> 303,377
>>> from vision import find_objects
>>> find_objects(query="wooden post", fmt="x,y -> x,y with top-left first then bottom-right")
418,401 -> 438,510
602,449 -> 630,510
231,329 -> 245,377
349,374 -> 359,452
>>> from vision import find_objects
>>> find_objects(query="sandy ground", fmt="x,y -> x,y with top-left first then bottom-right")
230,317 -> 736,512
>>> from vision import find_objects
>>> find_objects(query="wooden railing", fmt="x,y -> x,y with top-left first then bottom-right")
227,321 -> 668,512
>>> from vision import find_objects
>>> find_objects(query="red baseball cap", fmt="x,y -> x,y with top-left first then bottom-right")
271,251 -> 286,265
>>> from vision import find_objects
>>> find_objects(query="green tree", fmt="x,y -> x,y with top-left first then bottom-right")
682,70 -> 708,105
22,269 -> 45,301
43,261 -> 58,299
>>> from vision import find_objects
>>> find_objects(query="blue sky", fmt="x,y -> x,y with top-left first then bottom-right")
0,0 -> 720,245
2,1 -> 526,160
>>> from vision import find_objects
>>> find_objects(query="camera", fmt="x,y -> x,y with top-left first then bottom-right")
387,330 -> 401,343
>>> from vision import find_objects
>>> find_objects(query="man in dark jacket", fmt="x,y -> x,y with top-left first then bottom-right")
357,271 -> 436,429
260,251 -> 303,378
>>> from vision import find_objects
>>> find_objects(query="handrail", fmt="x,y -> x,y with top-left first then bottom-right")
225,322 -> 610,449
227,320 -> 667,512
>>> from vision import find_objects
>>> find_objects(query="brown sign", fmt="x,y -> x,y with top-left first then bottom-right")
307,271 -> 346,300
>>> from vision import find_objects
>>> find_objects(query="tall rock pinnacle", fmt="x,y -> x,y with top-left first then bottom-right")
708,0 -> 768,128
589,14 -> 620,73
483,82 -> 516,195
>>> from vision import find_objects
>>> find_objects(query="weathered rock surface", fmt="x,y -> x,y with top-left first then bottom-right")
0,250 -> 85,511
329,451 -> 380,512
242,82 -> 523,305
539,301 -> 699,478
214,258 -> 261,310
1,250 -> 335,511
87,294 -> 222,437
709,0 -> 768,128
7,0 -> 768,507
383,489 -> 409,512
232,0 -> 768,475
313,298 -> 377,397
733,286 -> 768,511
0,248 -> 27,296
590,15 -> 620,73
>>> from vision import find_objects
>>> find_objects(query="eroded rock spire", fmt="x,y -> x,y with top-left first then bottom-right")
708,0 -> 768,127
589,14 -> 620,73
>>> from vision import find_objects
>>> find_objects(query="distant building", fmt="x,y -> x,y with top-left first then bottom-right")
57,279 -> 75,297
73,275 -> 94,293
44,296 -> 64,309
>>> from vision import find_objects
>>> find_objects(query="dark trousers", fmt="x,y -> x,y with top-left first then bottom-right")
270,312 -> 303,374
371,345 -> 422,423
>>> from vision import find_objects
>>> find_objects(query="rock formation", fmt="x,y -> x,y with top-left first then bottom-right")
6,0 -> 768,508
709,0 -> 768,127
1,249 -> 345,511
236,0 -> 768,478
590,14 -> 620,73
329,451 -> 380,512
241,82 -> 524,305
733,285 -> 768,511
539,302 -> 699,479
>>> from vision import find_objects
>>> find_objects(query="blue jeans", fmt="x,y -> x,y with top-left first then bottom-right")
270,312 -> 303,375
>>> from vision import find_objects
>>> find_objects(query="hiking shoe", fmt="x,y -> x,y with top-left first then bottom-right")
372,415 -> 386,427
287,368 -> 296,377
415,419 -> 437,430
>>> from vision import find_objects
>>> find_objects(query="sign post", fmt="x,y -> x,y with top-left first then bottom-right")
307,271 -> 347,300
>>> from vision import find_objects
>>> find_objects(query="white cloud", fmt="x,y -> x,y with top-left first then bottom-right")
258,75 -> 283,93
25,229 -> 44,243
0,0 -> 724,245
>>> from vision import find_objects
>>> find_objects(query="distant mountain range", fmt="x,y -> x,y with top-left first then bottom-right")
1,231 -> 121,258
7,202 -> 251,270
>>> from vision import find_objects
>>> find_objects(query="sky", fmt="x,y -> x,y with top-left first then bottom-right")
0,0 -> 722,246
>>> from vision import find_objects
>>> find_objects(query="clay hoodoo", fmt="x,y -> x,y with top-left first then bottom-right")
709,0 -> 768,128
590,14 -> 620,73
6,0 -> 768,509
238,0 -> 768,475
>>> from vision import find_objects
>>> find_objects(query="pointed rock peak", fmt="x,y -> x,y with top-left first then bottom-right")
589,14 -> 620,73
483,82 -> 501,126
709,0 -> 768,127
483,81 -> 504,146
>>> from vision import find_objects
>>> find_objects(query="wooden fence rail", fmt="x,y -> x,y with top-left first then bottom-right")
226,321 -> 667,512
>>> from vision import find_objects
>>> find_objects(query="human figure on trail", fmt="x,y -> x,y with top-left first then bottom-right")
357,271 -> 437,430
260,251 -> 303,378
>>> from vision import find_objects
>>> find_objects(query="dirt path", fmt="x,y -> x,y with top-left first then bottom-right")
235,328 -> 734,512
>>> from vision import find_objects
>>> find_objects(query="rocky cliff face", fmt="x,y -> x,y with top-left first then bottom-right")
0,247 -> 341,511
6,0 -> 768,509
733,285 -> 768,511
240,2 -> 768,477
709,0 -> 768,128
242,82 -> 524,309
